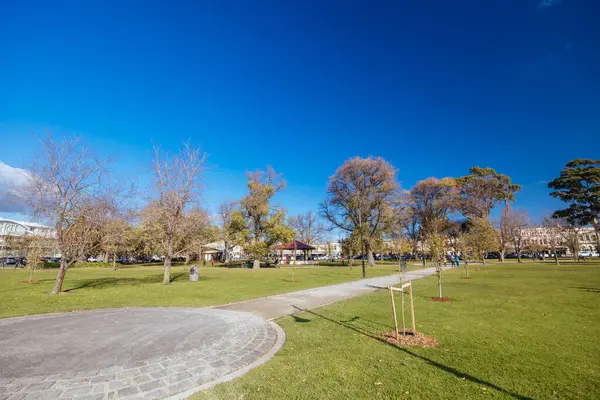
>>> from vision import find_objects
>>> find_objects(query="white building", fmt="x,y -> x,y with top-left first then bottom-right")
521,226 -> 598,255
200,240 -> 243,261
0,219 -> 56,257
312,242 -> 342,257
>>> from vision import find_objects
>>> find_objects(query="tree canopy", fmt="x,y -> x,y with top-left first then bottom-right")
239,167 -> 294,261
549,159 -> 599,234
455,166 -> 521,219
321,156 -> 399,271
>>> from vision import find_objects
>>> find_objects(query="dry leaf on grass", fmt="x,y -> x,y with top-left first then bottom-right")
383,331 -> 440,348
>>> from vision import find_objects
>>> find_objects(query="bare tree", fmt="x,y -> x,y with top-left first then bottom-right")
288,210 -> 326,246
26,134 -> 106,294
141,204 -> 210,275
556,219 -> 581,261
427,233 -> 446,297
542,216 -> 562,265
321,157 -> 399,277
402,205 -> 421,259
503,207 -> 529,263
499,207 -> 511,262
147,142 -> 206,284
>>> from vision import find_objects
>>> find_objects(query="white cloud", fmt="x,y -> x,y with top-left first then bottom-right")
0,161 -> 31,213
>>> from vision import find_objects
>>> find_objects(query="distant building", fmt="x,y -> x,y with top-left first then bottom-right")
312,242 -> 342,257
521,226 -> 598,255
200,240 -> 243,261
0,219 -> 56,257
0,219 -> 54,237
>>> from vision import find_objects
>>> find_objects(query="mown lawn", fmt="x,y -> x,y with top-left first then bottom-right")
0,264 -> 405,318
195,261 -> 600,400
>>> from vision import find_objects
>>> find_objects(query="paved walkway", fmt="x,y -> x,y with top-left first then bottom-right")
0,308 -> 283,400
1,266 -> 441,400
217,267 -> 440,319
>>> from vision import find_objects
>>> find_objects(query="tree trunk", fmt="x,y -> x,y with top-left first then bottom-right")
50,261 -> 69,294
112,254 -> 117,271
517,251 -> 522,263
499,249 -> 505,263
163,255 -> 172,284
593,225 -> 600,256
481,252 -> 486,265
29,268 -> 33,283
253,259 -> 260,269
224,241 -> 230,264
163,236 -> 175,284
553,249 -> 560,265
437,270 -> 442,298
363,241 -> 374,267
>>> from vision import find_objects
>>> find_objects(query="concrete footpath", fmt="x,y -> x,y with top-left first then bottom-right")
0,266 -> 441,400
217,266 -> 440,320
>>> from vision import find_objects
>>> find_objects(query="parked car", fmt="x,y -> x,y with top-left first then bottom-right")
1,257 -> 25,267
1,257 -> 17,265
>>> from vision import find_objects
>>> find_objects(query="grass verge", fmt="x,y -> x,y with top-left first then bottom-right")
0,264 -> 405,318
194,261 -> 600,399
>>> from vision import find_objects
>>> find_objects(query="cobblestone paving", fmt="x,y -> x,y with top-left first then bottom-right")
0,308 -> 278,400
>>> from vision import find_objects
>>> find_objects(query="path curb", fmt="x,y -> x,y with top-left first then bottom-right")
166,321 -> 286,399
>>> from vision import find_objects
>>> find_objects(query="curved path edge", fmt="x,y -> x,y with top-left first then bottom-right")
166,321 -> 286,400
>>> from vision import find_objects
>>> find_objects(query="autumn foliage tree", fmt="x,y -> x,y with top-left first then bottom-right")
462,218 -> 499,266
238,167 -> 295,268
215,201 -> 244,264
321,157 -> 399,277
410,177 -> 456,238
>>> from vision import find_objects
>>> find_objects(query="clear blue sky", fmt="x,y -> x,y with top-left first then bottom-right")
1,0 -> 599,223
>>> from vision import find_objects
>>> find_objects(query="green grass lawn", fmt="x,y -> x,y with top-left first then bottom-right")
195,261 -> 600,400
0,264 -> 404,318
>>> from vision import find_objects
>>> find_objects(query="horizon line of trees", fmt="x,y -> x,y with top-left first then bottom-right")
16,133 -> 599,293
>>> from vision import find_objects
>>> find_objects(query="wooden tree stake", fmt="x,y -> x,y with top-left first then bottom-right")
389,287 -> 399,341
409,283 -> 416,333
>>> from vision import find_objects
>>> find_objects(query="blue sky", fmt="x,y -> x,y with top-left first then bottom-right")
1,0 -> 599,224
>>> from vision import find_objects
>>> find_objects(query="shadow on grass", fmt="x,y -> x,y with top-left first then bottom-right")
570,286 -> 600,293
541,260 -> 600,267
291,305 -> 533,400
63,272 -> 198,291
